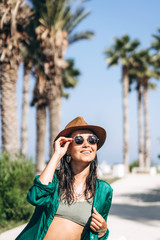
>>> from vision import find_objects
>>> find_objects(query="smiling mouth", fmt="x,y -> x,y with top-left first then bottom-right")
81,151 -> 91,154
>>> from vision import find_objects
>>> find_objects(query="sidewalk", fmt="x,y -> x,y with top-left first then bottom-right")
0,224 -> 27,240
0,174 -> 160,240
108,174 -> 160,240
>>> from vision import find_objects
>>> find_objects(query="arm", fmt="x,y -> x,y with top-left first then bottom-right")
39,137 -> 72,184
27,137 -> 73,206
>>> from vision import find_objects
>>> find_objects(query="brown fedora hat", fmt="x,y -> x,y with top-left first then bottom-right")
54,116 -> 106,150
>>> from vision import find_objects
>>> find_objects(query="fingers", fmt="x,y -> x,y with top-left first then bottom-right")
92,207 -> 103,222
90,208 -> 107,234
90,209 -> 102,232
59,137 -> 73,147
93,207 -> 99,215
90,218 -> 102,232
53,137 -> 73,158
55,137 -> 73,148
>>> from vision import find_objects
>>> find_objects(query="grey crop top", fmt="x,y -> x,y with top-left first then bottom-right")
55,199 -> 93,226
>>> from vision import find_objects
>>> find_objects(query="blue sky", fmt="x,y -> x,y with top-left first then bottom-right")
16,0 -> 160,165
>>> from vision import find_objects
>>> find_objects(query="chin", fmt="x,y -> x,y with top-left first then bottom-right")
80,157 -> 94,163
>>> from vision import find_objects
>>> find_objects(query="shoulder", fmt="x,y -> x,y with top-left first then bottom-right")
96,179 -> 113,194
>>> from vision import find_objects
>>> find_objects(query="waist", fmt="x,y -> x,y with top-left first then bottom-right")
44,216 -> 84,240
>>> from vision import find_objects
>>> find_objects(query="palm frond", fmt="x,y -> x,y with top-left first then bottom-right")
64,7 -> 90,33
114,38 -> 124,50
148,82 -> 157,90
47,0 -> 68,28
106,55 -> 119,66
151,41 -> 160,50
61,5 -> 71,28
104,47 -> 115,57
126,40 -> 140,52
151,29 -> 160,51
68,31 -> 94,44
63,71 -> 78,88
62,58 -> 80,89
122,34 -> 130,44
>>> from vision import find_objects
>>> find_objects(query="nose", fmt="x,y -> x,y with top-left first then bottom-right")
82,138 -> 89,147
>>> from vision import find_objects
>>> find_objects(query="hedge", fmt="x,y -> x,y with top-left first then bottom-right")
0,152 -> 35,227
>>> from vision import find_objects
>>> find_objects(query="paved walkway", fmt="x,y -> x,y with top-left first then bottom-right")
0,174 -> 160,240
108,174 -> 160,240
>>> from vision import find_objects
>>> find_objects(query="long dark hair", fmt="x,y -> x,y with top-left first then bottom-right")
57,155 -> 98,204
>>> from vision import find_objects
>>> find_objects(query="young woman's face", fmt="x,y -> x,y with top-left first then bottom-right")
67,129 -> 97,163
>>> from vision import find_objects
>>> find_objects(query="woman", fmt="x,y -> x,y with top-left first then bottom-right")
16,116 -> 113,240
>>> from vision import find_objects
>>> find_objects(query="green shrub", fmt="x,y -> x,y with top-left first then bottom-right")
0,152 -> 35,227
129,160 -> 139,172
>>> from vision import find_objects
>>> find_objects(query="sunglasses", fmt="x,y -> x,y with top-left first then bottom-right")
73,135 -> 99,145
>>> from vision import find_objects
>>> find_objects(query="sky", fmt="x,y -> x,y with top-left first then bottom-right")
16,0 -> 160,166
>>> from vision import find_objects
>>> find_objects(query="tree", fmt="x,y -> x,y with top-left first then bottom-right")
25,0 -> 93,173
49,58 -> 80,158
0,0 -> 30,156
30,59 -> 80,174
129,49 -> 158,168
129,50 -> 149,168
104,35 -> 140,173
20,57 -> 33,156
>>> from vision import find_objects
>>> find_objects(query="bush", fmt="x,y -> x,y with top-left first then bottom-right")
0,152 -> 35,227
129,160 -> 139,172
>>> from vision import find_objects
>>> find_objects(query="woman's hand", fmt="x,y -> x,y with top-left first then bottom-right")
54,137 -> 73,160
39,137 -> 72,185
90,207 -> 107,238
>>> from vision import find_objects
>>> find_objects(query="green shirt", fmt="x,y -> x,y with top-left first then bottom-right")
16,173 -> 113,240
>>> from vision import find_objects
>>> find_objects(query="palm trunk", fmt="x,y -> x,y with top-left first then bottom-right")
137,83 -> 144,167
143,77 -> 150,168
21,66 -> 30,156
0,67 -> 19,156
36,105 -> 46,175
48,85 -> 61,158
122,65 -> 129,173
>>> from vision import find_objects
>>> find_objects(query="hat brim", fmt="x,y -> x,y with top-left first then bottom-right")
54,125 -> 106,150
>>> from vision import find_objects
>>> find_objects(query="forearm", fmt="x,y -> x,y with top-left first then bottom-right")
39,136 -> 72,185
39,152 -> 61,185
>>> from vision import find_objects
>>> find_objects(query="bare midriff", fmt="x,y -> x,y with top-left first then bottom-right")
43,216 -> 84,240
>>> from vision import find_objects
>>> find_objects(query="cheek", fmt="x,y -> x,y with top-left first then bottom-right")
69,145 -> 79,155
92,145 -> 97,153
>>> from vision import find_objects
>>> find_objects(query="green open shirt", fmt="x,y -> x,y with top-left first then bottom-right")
16,173 -> 113,240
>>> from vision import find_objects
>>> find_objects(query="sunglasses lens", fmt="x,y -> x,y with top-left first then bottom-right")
74,136 -> 84,145
88,135 -> 98,145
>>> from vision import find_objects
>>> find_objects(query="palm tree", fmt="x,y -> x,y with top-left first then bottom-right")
104,35 -> 140,173
20,51 -> 33,156
128,50 -> 149,168
129,49 -> 158,168
25,0 -> 93,173
30,59 -> 80,174
50,58 -> 80,157
32,71 -> 48,174
0,0 -> 30,156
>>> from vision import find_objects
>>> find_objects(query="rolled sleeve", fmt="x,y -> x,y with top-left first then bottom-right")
27,174 -> 58,207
